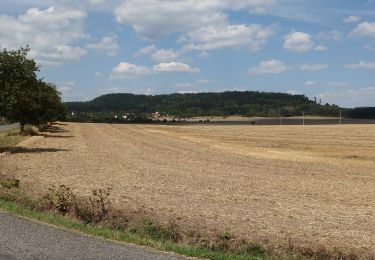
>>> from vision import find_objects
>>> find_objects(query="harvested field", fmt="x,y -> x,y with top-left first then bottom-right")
1,122 -> 375,256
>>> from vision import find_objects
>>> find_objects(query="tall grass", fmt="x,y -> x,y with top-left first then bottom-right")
0,129 -> 26,151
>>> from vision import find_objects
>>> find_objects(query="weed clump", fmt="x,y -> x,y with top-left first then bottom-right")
45,185 -> 76,214
132,217 -> 180,242
0,178 -> 19,188
75,188 -> 112,225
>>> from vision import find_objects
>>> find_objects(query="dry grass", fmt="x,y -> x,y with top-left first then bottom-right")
1,122 -> 375,257
0,129 -> 27,152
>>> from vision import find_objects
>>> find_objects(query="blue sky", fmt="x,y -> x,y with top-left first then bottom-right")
1,0 -> 375,107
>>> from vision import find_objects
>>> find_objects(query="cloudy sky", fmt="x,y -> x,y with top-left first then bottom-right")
1,0 -> 375,107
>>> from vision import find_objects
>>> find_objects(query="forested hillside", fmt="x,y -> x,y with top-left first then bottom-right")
66,91 -> 341,117
347,107 -> 375,119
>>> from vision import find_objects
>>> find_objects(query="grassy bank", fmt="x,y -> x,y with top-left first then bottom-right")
0,129 -> 25,152
0,190 -> 269,260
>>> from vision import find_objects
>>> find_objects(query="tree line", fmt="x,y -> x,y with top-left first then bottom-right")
66,92 -> 342,120
0,47 -> 65,134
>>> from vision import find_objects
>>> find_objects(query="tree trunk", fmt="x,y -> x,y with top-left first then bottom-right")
19,123 -> 24,135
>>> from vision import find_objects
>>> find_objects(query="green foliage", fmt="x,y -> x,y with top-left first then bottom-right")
347,107 -> 375,119
0,177 -> 19,188
132,217 -> 181,242
65,91 -> 342,119
0,47 -> 66,133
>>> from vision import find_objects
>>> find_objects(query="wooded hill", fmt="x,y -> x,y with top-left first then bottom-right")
65,91 -> 342,117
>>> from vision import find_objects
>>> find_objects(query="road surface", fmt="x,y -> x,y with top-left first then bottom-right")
0,123 -> 19,132
0,212 -> 186,260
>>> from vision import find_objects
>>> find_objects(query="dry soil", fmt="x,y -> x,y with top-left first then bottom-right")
1,122 -> 375,255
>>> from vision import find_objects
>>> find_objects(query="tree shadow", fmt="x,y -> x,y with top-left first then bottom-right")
44,128 -> 69,133
0,147 -> 70,154
42,135 -> 74,139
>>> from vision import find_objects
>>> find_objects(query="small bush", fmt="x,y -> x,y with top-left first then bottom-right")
22,125 -> 39,136
212,231 -> 232,252
75,188 -> 112,225
45,185 -> 76,214
0,178 -> 19,188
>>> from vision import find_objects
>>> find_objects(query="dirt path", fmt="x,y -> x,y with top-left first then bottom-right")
1,123 -> 375,256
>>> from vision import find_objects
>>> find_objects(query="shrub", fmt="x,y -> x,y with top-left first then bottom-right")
212,231 -> 232,252
22,125 -> 39,136
45,185 -> 76,214
0,177 -> 19,188
75,188 -> 112,225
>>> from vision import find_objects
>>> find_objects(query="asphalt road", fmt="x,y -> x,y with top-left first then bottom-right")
0,124 -> 19,132
0,212 -> 187,260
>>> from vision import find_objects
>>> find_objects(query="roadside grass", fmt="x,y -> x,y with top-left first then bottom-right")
0,129 -> 25,152
0,187 -> 272,260
0,184 -> 362,260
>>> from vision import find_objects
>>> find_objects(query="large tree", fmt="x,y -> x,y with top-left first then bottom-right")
35,81 -> 66,125
0,47 -> 65,133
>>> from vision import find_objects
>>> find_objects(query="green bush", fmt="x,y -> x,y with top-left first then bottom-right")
132,217 -> 180,242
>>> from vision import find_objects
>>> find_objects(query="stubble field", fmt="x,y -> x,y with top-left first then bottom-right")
1,122 -> 375,255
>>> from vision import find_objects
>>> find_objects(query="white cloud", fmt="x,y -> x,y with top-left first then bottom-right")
346,61 -> 375,70
30,45 -> 87,65
115,0 -> 276,40
313,45 -> 327,51
172,82 -> 194,88
287,90 -> 302,95
143,88 -> 154,95
153,61 -> 200,73
182,24 -> 274,52
0,6 -> 87,65
317,87 -> 375,107
111,62 -> 152,79
299,64 -> 329,71
363,42 -> 375,50
86,35 -> 119,56
151,49 -> 181,62
86,0 -> 107,6
111,61 -> 199,78
343,15 -> 361,23
133,44 -> 156,58
326,81 -> 348,87
305,81 -> 316,86
177,90 -> 198,94
350,22 -> 375,37
283,31 -> 314,52
317,30 -> 343,42
197,79 -> 211,84
249,59 -> 288,75
57,80 -> 76,98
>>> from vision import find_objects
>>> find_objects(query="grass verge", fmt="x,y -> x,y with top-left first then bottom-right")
0,129 -> 25,151
0,191 -> 269,260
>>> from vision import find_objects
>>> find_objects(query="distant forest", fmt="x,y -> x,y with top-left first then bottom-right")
65,91 -> 374,121
347,107 -> 375,119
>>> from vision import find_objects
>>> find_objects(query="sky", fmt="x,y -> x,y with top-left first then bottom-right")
1,0 -> 375,107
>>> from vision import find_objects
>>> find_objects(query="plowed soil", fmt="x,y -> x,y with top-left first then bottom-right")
1,122 -> 375,255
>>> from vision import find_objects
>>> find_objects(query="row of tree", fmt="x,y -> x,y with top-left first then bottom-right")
66,92 -> 342,118
0,47 -> 65,133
